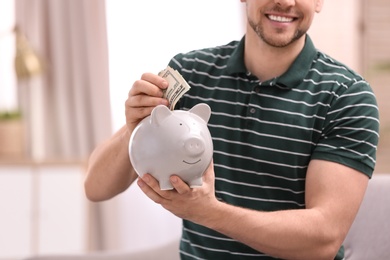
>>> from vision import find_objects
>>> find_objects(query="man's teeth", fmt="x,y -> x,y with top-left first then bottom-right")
268,15 -> 293,22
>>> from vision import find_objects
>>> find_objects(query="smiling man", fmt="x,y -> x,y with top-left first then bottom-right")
85,0 -> 380,259
247,0 -> 320,47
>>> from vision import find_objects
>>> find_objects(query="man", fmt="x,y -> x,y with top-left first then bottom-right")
85,0 -> 380,259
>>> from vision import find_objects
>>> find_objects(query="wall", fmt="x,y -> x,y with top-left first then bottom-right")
107,0 -> 246,132
309,0 -> 361,72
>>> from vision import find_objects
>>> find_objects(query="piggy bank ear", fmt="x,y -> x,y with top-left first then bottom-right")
150,105 -> 172,126
189,103 -> 211,123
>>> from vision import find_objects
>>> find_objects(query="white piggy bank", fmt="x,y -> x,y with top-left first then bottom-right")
129,103 -> 213,190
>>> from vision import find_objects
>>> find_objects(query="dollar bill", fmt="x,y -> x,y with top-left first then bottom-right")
158,66 -> 191,110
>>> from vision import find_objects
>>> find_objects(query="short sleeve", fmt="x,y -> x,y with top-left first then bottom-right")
311,80 -> 380,177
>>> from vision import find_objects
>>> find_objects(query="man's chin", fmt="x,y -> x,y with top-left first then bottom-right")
260,32 -> 305,48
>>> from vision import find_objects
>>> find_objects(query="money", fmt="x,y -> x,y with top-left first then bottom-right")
158,66 -> 191,110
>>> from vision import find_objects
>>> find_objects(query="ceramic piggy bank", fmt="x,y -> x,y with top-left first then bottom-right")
129,103 -> 213,190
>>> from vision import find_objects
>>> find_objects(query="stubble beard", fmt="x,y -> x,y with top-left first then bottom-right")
248,17 -> 306,48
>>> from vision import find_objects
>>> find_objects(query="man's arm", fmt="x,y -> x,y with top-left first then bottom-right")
138,159 -> 369,260
84,125 -> 137,201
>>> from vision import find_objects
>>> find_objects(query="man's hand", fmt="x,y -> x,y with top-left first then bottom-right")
137,161 -> 219,224
125,73 -> 169,131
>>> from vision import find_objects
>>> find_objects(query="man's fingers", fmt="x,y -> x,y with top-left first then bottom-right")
140,72 -> 169,90
170,175 -> 191,195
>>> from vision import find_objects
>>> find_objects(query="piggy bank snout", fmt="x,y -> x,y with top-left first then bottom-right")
183,136 -> 205,157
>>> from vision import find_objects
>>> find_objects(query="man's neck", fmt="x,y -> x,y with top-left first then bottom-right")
244,30 -> 306,82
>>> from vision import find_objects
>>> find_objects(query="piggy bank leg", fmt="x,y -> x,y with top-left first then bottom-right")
188,178 -> 203,188
159,179 -> 174,190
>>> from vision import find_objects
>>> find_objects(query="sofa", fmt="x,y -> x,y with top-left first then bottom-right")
343,173 -> 390,259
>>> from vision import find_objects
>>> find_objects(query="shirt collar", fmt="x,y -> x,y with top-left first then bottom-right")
226,36 -> 247,75
227,35 -> 318,89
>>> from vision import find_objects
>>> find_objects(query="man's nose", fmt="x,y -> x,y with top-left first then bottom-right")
274,0 -> 296,7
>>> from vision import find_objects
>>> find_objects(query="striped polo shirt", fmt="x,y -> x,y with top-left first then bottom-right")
168,35 -> 380,260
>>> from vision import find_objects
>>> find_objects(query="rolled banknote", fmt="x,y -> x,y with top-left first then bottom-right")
158,66 -> 191,110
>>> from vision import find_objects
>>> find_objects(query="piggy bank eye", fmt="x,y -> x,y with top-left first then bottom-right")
180,123 -> 183,126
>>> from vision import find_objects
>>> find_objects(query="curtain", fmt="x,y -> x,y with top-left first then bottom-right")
14,0 -> 112,161
15,0 -> 112,251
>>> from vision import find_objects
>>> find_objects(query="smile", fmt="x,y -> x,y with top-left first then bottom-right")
183,159 -> 201,165
267,15 -> 294,23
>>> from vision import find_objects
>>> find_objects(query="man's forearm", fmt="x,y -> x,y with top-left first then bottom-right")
199,201 -> 342,260
85,125 -> 137,201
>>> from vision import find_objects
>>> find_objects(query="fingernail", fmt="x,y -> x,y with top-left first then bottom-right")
137,178 -> 144,187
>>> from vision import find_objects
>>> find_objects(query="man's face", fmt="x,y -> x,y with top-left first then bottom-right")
242,0 -> 323,48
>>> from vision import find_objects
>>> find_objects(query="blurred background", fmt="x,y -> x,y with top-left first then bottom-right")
0,0 -> 388,259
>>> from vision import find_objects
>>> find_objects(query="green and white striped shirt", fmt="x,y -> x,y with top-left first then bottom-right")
168,35 -> 380,260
